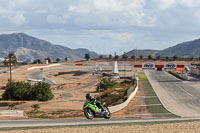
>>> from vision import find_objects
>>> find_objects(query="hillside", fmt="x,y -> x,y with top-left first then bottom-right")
126,49 -> 159,57
156,39 -> 200,57
0,33 -> 98,63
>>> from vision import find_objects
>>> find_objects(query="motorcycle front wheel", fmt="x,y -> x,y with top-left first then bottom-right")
84,108 -> 94,119
103,106 -> 111,119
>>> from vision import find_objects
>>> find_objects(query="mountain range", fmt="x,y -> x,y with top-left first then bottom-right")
0,32 -> 200,63
126,49 -> 159,58
127,39 -> 200,58
0,33 -> 98,63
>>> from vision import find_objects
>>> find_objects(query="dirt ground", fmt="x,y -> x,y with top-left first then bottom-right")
0,60 -> 199,119
1,121 -> 200,133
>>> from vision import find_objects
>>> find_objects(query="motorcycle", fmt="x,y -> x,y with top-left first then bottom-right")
83,100 -> 111,119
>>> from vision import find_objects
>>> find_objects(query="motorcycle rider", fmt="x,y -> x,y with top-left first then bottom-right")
85,93 -> 104,111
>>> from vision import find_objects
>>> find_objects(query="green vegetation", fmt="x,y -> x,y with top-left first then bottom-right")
122,53 -> 128,60
56,58 -> 61,62
114,55 -> 119,60
173,55 -> 178,60
84,53 -> 90,61
165,56 -> 169,61
96,78 -> 117,92
131,55 -> 136,60
32,59 -> 42,64
109,54 -> 113,60
136,75 -> 147,79
148,55 -> 153,60
65,57 -> 68,61
3,81 -> 54,101
27,110 -> 45,115
96,79 -> 135,106
156,55 -> 161,60
8,103 -> 16,110
139,55 -> 144,60
99,55 -> 104,59
31,104 -> 40,111
4,53 -> 17,82
45,57 -> 52,63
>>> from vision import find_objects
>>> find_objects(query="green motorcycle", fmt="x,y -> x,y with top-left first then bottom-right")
83,100 -> 111,119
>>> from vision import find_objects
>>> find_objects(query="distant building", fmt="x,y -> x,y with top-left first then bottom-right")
190,64 -> 200,76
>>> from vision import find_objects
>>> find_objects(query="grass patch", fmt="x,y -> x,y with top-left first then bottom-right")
29,115 -> 55,119
140,75 -> 178,118
50,110 -> 70,115
136,75 -> 147,79
26,110 -> 45,115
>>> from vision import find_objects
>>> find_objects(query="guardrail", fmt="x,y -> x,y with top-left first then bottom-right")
0,110 -> 24,117
27,64 -> 61,71
109,77 -> 139,113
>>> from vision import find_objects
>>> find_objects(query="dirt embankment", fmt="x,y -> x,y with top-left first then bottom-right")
1,121 -> 200,133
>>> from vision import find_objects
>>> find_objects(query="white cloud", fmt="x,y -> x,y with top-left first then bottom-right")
47,14 -> 68,24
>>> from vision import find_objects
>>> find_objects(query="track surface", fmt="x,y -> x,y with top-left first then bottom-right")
0,117 -> 200,128
145,70 -> 200,117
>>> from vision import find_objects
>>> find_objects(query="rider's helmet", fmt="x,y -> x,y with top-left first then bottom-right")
86,93 -> 91,100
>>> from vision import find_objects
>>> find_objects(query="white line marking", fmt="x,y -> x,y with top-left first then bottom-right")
134,113 -> 171,116
136,96 -> 157,98
176,85 -> 193,97
134,104 -> 162,107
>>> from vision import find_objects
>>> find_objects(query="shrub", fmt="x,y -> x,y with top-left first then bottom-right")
3,81 -> 54,101
31,104 -> 40,111
96,78 -> 117,92
8,103 -> 16,110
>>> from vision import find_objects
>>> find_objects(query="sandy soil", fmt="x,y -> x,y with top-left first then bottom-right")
1,121 -> 200,133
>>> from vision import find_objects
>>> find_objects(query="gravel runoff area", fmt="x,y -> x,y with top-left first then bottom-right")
1,121 -> 200,133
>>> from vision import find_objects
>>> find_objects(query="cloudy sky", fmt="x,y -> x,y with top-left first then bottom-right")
0,0 -> 200,55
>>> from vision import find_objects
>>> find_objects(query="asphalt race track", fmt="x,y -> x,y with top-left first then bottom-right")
1,117 -> 200,128
145,70 -> 200,117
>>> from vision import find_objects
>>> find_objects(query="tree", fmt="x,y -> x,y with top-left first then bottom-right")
65,57 -> 68,62
122,53 -> 128,60
33,59 -> 41,64
114,55 -> 119,60
45,57 -> 52,63
85,53 -> 90,61
7,53 -> 17,82
131,55 -> 136,60
4,57 -> 8,66
139,55 -> 144,60
109,54 -> 113,60
156,55 -> 161,60
190,56 -> 194,61
3,81 -> 54,101
173,55 -> 178,60
99,55 -> 104,59
165,56 -> 169,61
56,58 -> 61,62
148,55 -> 153,60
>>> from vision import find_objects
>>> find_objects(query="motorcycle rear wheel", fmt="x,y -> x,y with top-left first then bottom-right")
84,108 -> 94,119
